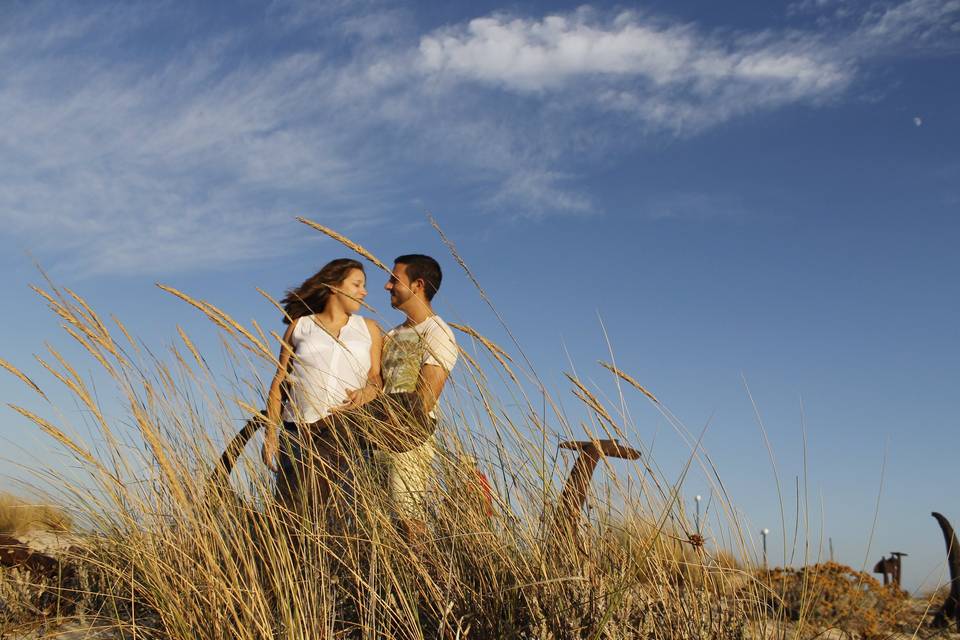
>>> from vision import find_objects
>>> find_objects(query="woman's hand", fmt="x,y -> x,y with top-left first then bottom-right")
261,428 -> 279,472
335,385 -> 379,411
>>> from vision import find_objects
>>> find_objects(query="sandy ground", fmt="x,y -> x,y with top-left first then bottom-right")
5,528 -> 960,639
8,619 -> 960,640
7,621 -> 132,639
6,610 -> 960,639
13,529 -> 82,555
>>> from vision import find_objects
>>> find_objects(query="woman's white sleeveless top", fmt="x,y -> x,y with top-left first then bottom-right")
282,314 -> 372,423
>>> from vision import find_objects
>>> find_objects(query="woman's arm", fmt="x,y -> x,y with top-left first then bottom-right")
262,319 -> 297,471
340,318 -> 383,409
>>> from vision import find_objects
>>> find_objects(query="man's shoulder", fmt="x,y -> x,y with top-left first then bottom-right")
421,316 -> 458,371
422,315 -> 456,342
385,319 -> 406,333
387,316 -> 456,342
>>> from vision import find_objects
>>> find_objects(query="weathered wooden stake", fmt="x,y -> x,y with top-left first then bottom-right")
553,439 -> 641,534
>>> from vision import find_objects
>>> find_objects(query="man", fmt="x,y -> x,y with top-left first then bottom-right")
376,254 -> 458,531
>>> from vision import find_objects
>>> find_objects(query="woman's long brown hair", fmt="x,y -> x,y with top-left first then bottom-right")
280,258 -> 364,324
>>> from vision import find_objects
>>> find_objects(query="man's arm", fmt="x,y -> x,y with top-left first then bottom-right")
415,321 -> 457,414
365,318 -> 384,391
416,363 -> 449,414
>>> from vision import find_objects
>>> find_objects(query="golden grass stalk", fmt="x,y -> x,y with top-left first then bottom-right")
0,356 -> 48,400
156,284 -> 272,361
450,322 -> 519,385
177,325 -> 207,371
7,404 -> 118,485
297,216 -> 390,273
112,314 -> 141,355
448,323 -> 514,364
599,360 -> 660,404
61,324 -> 119,378
64,287 -> 111,341
564,372 -> 618,428
2,235 -> 799,640
34,351 -> 112,440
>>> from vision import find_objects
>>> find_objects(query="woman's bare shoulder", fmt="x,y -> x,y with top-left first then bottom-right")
282,317 -> 301,340
362,316 -> 383,338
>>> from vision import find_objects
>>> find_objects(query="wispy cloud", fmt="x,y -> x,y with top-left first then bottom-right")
488,170 -> 594,217
642,192 -> 749,222
855,0 -> 960,50
414,1 -> 957,130
787,0 -> 960,45
0,0 -> 956,275
418,9 -> 848,99
0,5 -> 400,276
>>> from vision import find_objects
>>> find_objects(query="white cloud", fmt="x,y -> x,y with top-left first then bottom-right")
857,0 -> 960,46
414,1 -> 958,131
416,10 -> 853,132
418,11 -> 848,92
419,12 -> 698,90
787,0 -> 857,21
788,0 -> 960,44
488,170 -> 593,217
0,1 -> 956,275
0,7 -> 400,276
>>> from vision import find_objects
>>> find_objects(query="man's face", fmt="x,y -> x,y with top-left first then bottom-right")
385,263 -> 416,310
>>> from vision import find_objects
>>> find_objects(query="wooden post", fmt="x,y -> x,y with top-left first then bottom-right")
553,439 -> 641,535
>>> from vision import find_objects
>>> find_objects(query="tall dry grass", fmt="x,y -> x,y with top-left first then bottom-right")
0,493 -> 72,535
0,222 -> 776,639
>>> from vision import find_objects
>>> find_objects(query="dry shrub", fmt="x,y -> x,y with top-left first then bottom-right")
0,229 -> 786,639
0,545 -> 108,633
598,516 -> 746,592
44,445 -> 750,639
0,493 -> 72,535
753,562 -> 910,639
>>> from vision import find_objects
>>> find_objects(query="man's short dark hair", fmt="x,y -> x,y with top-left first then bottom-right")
395,254 -> 442,301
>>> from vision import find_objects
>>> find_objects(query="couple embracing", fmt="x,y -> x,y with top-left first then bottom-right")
261,254 -> 457,532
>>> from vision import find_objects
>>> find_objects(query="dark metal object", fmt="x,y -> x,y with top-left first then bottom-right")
207,400 -> 433,506
209,394 -> 432,489
762,529 -> 768,568
211,418 -> 643,543
210,414 -> 265,482
694,495 -> 701,536
204,413 -> 266,510
0,533 -> 83,617
553,439 -> 641,534
873,552 -> 907,586
932,512 -> 960,631
0,533 -> 62,575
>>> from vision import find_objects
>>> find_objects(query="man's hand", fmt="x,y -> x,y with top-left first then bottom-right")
262,429 -> 279,472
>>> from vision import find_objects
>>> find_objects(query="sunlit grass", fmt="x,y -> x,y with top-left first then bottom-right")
0,222 -> 937,639
0,493 -> 72,536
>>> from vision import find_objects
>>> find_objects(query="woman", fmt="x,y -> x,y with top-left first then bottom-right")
262,258 -> 383,513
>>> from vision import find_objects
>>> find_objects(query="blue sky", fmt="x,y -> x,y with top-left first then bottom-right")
1,0 -> 958,589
